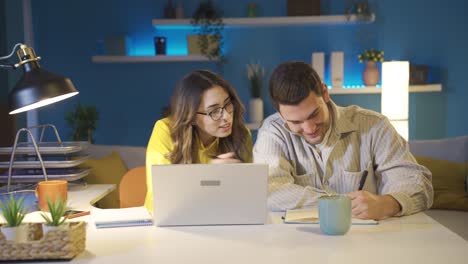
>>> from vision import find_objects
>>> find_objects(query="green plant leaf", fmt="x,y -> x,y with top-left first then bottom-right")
190,0 -> 226,72
0,194 -> 26,227
40,196 -> 67,226
65,103 -> 99,143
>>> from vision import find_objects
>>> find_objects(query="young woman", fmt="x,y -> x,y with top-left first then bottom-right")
144,70 -> 253,211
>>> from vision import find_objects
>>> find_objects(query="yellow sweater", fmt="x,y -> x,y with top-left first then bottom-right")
144,117 -> 253,211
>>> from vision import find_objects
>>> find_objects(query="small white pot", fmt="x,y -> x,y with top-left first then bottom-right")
42,224 -> 64,236
249,98 -> 264,123
1,224 -> 28,242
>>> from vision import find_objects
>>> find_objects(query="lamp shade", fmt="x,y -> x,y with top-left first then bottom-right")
381,61 -> 409,140
8,45 -> 78,115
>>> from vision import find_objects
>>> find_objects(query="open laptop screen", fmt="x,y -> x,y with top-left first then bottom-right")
152,163 -> 268,226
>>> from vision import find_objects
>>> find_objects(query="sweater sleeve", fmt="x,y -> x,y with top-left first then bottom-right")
371,118 -> 434,216
253,122 -> 331,211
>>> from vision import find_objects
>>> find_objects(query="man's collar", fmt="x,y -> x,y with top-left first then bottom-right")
328,100 -> 357,135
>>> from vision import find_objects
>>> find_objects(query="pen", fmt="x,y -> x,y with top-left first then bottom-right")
66,211 -> 90,219
358,170 -> 368,191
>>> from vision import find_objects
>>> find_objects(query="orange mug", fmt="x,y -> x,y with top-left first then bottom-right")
35,180 -> 68,211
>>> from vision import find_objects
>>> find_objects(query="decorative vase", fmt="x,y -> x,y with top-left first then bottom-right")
1,224 -> 28,242
249,98 -> 264,123
362,61 -> 380,86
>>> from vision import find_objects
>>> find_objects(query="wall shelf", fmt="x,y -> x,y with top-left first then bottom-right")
152,14 -> 375,29
246,84 -> 441,131
329,84 -> 442,95
91,55 -> 217,63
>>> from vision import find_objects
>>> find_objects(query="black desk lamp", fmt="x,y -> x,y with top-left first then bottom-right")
1,43 -> 79,114
0,43 -> 79,192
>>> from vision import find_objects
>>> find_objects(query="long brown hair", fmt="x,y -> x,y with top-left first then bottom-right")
167,70 -> 250,164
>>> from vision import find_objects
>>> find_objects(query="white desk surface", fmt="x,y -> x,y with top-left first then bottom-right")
21,185 -> 468,264
67,183 -> 115,211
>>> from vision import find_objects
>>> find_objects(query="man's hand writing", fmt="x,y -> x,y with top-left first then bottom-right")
347,191 -> 401,220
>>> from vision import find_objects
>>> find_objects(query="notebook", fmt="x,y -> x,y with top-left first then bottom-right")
284,207 -> 378,225
152,163 -> 268,226
93,206 -> 153,228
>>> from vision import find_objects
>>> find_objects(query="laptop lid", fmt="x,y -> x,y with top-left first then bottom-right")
152,163 -> 268,226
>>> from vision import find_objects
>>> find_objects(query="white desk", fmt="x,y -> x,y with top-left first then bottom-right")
25,185 -> 468,264
67,183 -> 115,211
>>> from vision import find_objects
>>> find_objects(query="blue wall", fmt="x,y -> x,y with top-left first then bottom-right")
4,0 -> 466,145
0,0 -> 7,103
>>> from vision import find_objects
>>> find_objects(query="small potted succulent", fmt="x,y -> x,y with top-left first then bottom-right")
0,194 -> 28,242
40,197 -> 68,235
358,48 -> 384,86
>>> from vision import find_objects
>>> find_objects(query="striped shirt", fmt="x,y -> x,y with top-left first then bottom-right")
253,101 -> 433,216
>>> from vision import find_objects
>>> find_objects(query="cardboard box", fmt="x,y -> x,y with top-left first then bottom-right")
287,0 -> 321,16
410,64 -> 428,85
104,35 -> 132,55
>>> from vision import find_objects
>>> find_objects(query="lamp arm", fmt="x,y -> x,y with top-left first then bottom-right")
0,43 -> 41,69
7,128 -> 49,192
0,43 -> 24,69
0,64 -> 15,69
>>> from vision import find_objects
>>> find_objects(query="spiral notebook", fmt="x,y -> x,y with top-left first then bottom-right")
93,206 -> 153,228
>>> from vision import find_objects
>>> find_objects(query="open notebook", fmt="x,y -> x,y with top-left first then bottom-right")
93,207 -> 153,228
284,207 -> 378,225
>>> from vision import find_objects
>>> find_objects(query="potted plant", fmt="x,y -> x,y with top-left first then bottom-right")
40,197 -> 67,235
0,194 -> 28,242
65,103 -> 99,143
190,0 -> 225,71
246,62 -> 266,123
358,48 -> 384,86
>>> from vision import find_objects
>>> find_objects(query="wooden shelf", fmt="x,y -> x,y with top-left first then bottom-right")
328,84 -> 442,94
152,14 -> 375,29
91,55 -> 218,63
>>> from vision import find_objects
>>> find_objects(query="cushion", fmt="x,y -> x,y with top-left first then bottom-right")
415,156 -> 468,211
82,151 -> 128,208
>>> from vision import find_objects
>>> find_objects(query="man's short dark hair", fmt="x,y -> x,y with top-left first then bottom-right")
269,61 -> 323,110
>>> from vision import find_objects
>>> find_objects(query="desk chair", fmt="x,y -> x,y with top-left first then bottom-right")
119,166 -> 147,208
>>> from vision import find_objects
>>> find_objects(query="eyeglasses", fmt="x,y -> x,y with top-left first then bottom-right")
197,100 -> 235,121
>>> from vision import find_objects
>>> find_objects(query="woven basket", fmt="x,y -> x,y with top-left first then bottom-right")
0,221 -> 86,261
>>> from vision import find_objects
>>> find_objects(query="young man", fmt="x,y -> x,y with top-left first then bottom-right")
254,61 -> 433,220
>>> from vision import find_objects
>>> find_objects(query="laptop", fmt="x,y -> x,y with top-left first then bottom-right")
152,163 -> 268,226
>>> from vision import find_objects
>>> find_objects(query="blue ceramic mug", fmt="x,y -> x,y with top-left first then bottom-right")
318,195 -> 351,235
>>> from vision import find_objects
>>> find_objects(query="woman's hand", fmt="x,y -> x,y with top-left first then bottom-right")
210,152 -> 242,164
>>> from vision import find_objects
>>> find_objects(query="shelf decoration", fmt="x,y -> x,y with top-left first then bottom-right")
190,0 -> 225,71
247,62 -> 265,123
358,48 -> 384,86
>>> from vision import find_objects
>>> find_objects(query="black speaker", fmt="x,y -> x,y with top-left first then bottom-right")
154,36 -> 167,55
